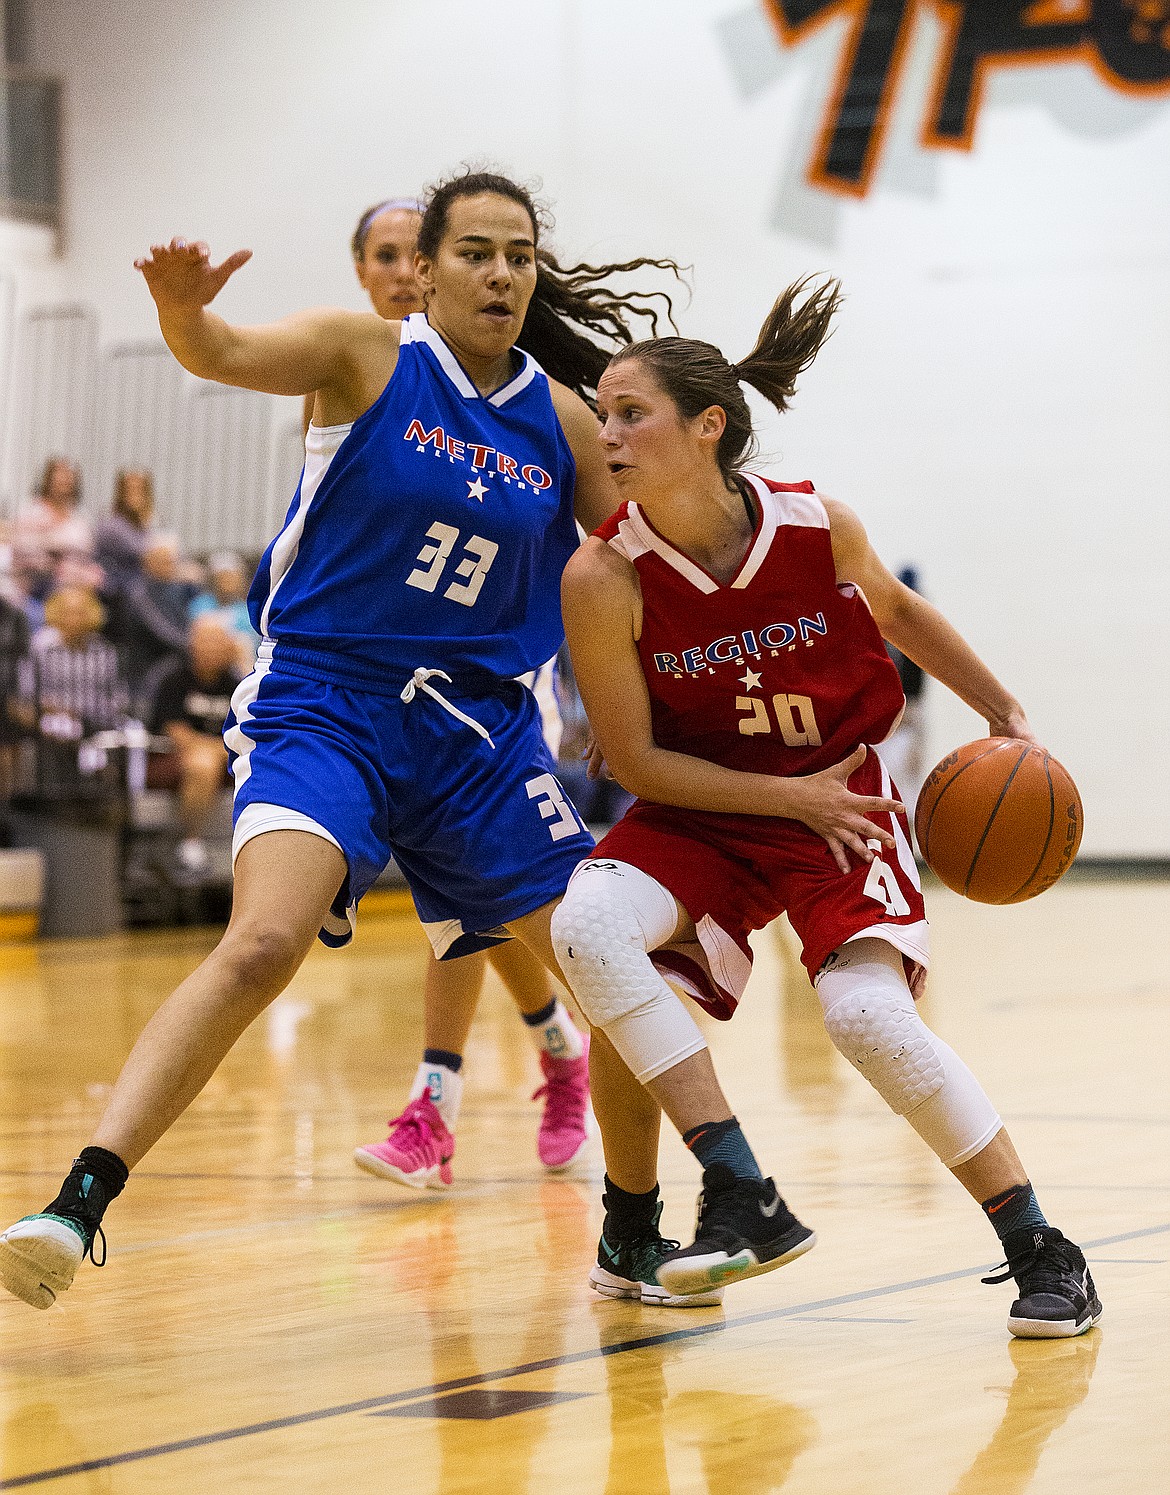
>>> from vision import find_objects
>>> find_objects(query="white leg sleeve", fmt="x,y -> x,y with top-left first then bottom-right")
550,859 -> 708,1084
816,939 -> 1002,1169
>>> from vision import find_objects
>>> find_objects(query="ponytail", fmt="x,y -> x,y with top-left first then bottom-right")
733,276 -> 841,416
608,276 -> 841,485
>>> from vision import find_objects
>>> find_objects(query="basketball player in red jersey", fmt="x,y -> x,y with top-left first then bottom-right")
314,198 -> 590,1187
551,280 -> 1101,1338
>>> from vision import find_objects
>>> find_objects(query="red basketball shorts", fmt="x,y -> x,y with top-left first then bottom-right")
592,747 -> 929,1020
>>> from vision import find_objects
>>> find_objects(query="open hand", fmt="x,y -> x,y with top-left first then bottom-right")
134,238 -> 252,313
790,745 -> 904,875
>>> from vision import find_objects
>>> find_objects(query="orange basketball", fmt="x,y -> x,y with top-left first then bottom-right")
914,739 -> 1083,904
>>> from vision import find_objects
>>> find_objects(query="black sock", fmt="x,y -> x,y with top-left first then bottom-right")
601,1176 -> 660,1240
43,1146 -> 129,1256
982,1181 -> 1047,1244
521,997 -> 557,1028
681,1117 -> 763,1181
422,1048 -> 463,1074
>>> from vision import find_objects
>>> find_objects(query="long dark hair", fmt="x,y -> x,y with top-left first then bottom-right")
416,169 -> 682,403
608,276 -> 842,485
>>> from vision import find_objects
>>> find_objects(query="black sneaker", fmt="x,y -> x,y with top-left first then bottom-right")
655,1165 -> 816,1297
982,1226 -> 1102,1339
590,1200 -> 724,1308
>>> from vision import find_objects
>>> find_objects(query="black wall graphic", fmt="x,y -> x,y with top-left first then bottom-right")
766,1 -> 1170,194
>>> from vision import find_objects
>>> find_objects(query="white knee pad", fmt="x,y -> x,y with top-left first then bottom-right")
817,939 -> 1001,1168
550,860 -> 707,1084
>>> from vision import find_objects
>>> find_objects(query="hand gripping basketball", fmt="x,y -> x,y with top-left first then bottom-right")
792,745 -> 904,876
134,238 -> 253,312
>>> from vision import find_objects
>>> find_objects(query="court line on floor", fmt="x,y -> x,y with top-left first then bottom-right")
3,1221 -> 1166,1490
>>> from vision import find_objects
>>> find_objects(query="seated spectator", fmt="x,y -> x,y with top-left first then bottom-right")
12,458 -> 99,602
108,534 -> 198,694
14,586 -> 129,807
94,469 -> 156,599
189,550 -> 258,667
0,591 -> 30,821
148,616 -> 241,878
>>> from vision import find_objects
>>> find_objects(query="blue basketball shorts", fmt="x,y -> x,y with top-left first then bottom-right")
223,644 -> 594,955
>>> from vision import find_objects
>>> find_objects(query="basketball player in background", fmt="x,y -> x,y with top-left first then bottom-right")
322,198 -> 591,1187
550,280 -> 1101,1338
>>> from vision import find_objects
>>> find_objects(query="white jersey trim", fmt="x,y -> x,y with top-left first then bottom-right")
403,312 -> 540,407
623,502 -> 719,595
732,475 -> 781,590
744,474 -> 829,531
259,423 -> 350,637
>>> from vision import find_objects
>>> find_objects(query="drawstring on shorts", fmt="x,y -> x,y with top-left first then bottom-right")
400,668 -> 496,749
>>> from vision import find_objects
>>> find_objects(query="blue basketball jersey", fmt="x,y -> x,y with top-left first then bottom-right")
249,313 -> 579,682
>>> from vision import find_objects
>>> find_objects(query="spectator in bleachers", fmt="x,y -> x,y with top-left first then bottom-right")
147,615 -> 241,878
189,550 -> 258,668
94,469 -> 156,598
14,586 -> 129,806
0,590 -> 30,825
12,458 -> 98,603
108,533 -> 198,695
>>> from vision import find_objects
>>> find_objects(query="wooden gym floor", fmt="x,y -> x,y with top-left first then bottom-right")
1,876 -> 1167,1493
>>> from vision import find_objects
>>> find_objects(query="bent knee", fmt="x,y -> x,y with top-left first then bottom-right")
215,922 -> 311,997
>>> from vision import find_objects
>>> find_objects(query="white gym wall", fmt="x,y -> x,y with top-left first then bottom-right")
1,0 -> 1168,856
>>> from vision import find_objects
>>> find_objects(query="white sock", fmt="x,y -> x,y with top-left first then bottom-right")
524,998 -> 585,1061
408,1060 -> 463,1131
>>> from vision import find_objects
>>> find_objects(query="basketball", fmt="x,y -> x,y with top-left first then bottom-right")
914,739 -> 1083,904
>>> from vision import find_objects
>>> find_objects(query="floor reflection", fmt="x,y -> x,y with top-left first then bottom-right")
599,1324 -> 818,1494
951,1332 -> 1101,1495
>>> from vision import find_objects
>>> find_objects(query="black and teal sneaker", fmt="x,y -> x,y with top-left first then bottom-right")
655,1165 -> 816,1297
590,1201 -> 724,1308
0,1212 -> 104,1310
983,1226 -> 1102,1338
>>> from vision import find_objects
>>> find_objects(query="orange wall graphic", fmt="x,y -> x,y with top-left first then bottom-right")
764,1 -> 1170,195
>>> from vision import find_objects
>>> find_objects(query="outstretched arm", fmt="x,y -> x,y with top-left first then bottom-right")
825,497 -> 1037,743
135,239 -> 394,405
562,539 -> 904,872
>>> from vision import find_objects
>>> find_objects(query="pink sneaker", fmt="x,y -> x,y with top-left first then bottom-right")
533,1041 -> 590,1170
354,1095 -> 454,1189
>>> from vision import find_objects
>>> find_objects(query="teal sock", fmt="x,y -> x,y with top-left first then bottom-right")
682,1117 -> 763,1181
982,1182 -> 1047,1244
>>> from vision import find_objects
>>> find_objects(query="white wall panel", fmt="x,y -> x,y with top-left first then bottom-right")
2,0 -> 1167,852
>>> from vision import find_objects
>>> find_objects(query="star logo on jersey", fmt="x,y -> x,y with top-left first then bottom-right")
739,668 -> 763,692
467,476 -> 488,502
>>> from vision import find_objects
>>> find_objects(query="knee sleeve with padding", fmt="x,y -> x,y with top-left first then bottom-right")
550,860 -> 707,1084
816,939 -> 1001,1169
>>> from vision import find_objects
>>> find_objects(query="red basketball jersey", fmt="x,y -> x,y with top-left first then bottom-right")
593,475 -> 906,788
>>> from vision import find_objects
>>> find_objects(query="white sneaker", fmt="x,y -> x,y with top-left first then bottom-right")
0,1214 -> 88,1309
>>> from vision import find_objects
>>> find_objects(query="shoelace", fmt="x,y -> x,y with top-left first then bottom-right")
981,1237 -> 1074,1290
531,1066 -> 587,1119
386,1101 -> 439,1151
86,1222 -> 108,1268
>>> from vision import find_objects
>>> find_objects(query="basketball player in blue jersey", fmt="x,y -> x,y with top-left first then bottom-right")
0,170 -> 681,1310
324,197 -> 593,1186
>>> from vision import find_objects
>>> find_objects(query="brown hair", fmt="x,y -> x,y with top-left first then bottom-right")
350,197 -> 424,260
113,468 -> 155,527
416,168 -> 682,403
609,276 -> 842,484
37,456 -> 81,504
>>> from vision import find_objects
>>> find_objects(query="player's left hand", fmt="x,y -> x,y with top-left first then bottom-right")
584,732 -> 612,780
